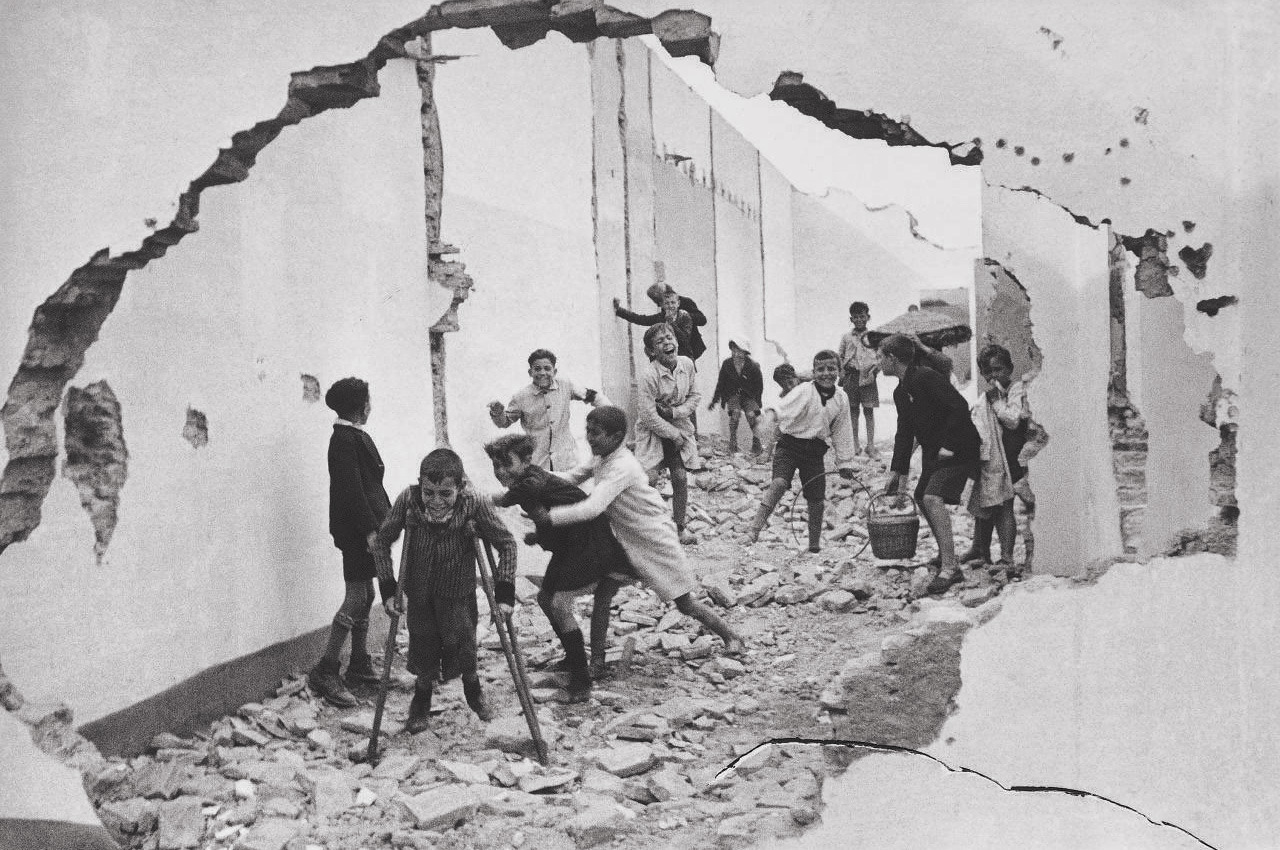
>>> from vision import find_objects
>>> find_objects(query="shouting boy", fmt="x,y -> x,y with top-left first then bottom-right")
526,407 -> 744,656
746,351 -> 857,552
373,449 -> 518,734
488,348 -> 609,472
484,433 -> 635,701
878,333 -> 981,595
636,323 -> 702,545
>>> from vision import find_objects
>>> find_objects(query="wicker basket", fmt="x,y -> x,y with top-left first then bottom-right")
867,494 -> 920,559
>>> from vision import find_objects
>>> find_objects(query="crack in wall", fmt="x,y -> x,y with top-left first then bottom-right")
62,381 -> 128,561
719,738 -> 1219,849
1119,229 -> 1176,297
768,72 -> 983,166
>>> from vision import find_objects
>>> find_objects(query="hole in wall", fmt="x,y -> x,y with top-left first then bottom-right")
182,408 -> 208,449
62,382 -> 128,561
300,374 -> 321,403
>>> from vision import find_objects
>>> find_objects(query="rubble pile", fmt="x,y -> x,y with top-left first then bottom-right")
81,441 -> 1029,849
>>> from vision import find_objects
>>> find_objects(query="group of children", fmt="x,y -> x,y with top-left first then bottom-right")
309,299 -> 1034,730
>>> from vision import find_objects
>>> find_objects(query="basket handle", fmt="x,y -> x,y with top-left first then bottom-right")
868,492 -> 916,517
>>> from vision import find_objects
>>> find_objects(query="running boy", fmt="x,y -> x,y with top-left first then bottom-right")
746,351 -> 857,552
527,407 -> 744,656
837,301 -> 880,458
708,340 -> 764,455
374,449 -> 518,734
635,323 -> 702,545
962,344 -> 1034,571
484,433 -> 635,701
309,377 -> 393,708
488,349 -> 609,472
878,334 -> 981,594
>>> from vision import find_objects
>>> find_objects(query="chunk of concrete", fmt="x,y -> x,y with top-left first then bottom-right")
371,753 -> 420,781
298,767 -> 351,818
397,785 -> 478,831
819,589 -> 856,612
518,767 -> 578,793
437,759 -> 491,785
565,802 -> 627,847
592,743 -> 657,778
232,818 -> 304,850
157,796 -> 205,849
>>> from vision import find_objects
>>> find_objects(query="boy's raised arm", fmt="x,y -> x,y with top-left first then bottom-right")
489,396 -> 521,428
682,298 -> 708,327
614,301 -> 662,326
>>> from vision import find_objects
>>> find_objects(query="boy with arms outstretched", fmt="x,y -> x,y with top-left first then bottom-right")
746,351 -> 857,552
526,407 -> 744,656
484,433 -> 635,701
635,323 -> 702,544
374,449 -> 518,734
488,348 -> 609,472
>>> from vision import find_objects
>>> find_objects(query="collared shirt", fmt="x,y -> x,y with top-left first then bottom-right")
499,378 -> 609,471
373,487 -> 516,600
334,417 -> 364,431
634,355 -> 701,472
837,330 -> 879,384
767,380 -> 857,467
890,364 -> 981,474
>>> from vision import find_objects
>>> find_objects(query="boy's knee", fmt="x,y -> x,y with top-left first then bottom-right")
333,611 -> 356,630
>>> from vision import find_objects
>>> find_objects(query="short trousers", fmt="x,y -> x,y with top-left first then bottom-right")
341,546 -> 377,582
915,457 -> 978,506
726,395 -> 762,417
842,372 -> 879,408
772,434 -> 829,501
405,593 -> 479,682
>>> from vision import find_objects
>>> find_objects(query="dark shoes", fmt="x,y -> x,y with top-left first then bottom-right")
927,566 -> 963,595
344,654 -> 382,688
565,667 -> 592,704
406,684 -> 433,735
463,678 -> 496,722
309,659 -> 358,708
750,438 -> 763,455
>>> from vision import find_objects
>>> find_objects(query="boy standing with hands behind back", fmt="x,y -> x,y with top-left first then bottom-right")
837,301 -> 880,458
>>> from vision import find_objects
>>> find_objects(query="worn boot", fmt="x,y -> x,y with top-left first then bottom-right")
308,658 -> 358,708
344,653 -> 382,688
405,681 -> 433,734
728,435 -> 739,454
559,629 -> 592,703
463,676 -> 495,722
750,436 -> 763,456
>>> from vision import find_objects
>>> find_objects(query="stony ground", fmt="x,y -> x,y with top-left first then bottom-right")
86,440 -> 1029,850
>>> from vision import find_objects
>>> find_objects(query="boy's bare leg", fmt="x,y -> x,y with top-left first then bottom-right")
806,497 -> 825,553
674,593 -> 744,654
745,478 -> 790,543
864,407 -> 878,457
746,411 -> 762,455
672,464 -> 697,544
849,397 -> 862,455
920,494 -> 961,593
590,577 -> 623,677
961,516 -> 993,563
994,499 -> 1017,564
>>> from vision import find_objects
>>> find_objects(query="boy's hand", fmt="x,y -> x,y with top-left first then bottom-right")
498,603 -> 514,617
523,531 -> 539,546
883,472 -> 901,495
487,400 -> 506,419
383,597 -> 403,616
612,297 -> 623,314
366,531 -> 378,552
937,448 -> 954,460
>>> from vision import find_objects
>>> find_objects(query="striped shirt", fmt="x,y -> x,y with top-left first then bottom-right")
373,486 -> 516,600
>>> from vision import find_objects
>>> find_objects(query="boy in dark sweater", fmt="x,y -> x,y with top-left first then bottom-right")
878,334 -> 981,594
373,449 -> 518,734
485,434 -> 636,701
709,340 -> 764,455
310,377 -> 393,709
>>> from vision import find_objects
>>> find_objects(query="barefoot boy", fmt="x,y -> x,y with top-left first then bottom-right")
635,323 -> 702,544
488,349 -> 609,472
374,449 -> 518,734
837,302 -> 881,458
746,351 -> 857,552
878,334 -> 981,594
485,433 -> 636,701
526,407 -> 744,656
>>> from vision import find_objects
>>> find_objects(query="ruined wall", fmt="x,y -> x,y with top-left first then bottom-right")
983,185 -> 1121,575
0,61 -> 432,722
431,27 -> 598,481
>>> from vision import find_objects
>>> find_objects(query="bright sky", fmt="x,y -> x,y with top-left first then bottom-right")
644,36 -> 983,251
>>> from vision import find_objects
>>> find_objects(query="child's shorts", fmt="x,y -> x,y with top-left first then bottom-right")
842,373 -> 879,408
916,459 -> 978,506
773,434 -> 829,500
405,594 -> 478,682
726,395 -> 762,417
341,547 -> 377,582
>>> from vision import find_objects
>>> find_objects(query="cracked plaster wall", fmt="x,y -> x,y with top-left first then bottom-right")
0,58 -> 433,722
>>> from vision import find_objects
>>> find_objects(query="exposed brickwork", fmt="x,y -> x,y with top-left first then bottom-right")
1108,398 -> 1149,554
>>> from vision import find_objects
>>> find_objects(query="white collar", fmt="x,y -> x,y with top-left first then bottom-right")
335,417 -> 364,431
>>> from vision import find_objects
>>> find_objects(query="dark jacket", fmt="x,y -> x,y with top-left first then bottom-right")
890,364 -> 981,474
615,296 -> 708,361
495,466 -> 632,593
710,356 -> 764,408
328,423 -> 392,551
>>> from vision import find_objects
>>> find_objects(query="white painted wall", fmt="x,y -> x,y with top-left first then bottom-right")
0,61 -> 432,721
